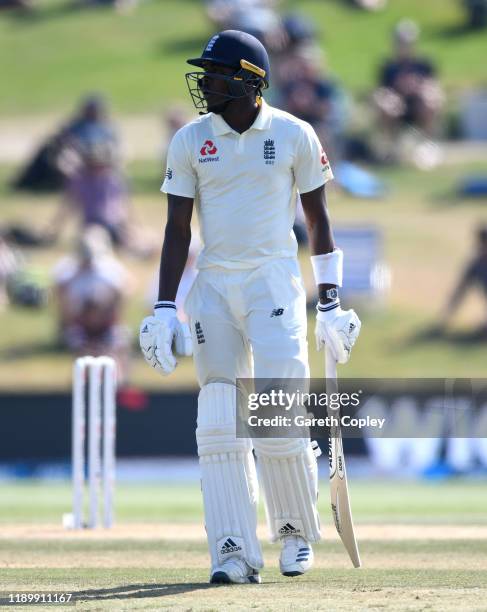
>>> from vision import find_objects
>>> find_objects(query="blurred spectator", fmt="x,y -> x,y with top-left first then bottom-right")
272,14 -> 348,163
277,46 -> 348,163
273,12 -> 319,89
463,0 -> 487,29
52,226 -> 132,379
372,20 -> 444,161
204,0 -> 281,43
46,139 -> 156,259
77,0 -> 138,13
0,0 -> 32,10
437,225 -> 487,335
161,107 -> 192,162
12,94 -> 117,193
347,0 -> 386,10
62,94 -> 116,153
0,233 -> 21,310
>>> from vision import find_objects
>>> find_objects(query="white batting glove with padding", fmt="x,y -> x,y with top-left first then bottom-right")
315,301 -> 361,364
139,301 -> 193,377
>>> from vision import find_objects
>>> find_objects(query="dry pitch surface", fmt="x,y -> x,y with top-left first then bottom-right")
1,482 -> 487,611
1,527 -> 487,610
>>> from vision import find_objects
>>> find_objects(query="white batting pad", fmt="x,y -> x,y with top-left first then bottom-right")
253,438 -> 321,542
196,383 -> 263,570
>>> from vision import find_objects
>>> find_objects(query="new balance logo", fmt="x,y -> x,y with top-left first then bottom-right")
349,323 -> 356,333
220,537 -> 242,555
270,308 -> 284,318
278,523 -> 300,535
141,325 -> 149,333
195,321 -> 205,344
165,168 -> 173,180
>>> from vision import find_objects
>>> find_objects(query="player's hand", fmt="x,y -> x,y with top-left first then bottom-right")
139,302 -> 192,376
315,302 -> 361,364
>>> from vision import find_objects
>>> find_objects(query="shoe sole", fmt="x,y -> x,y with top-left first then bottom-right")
282,570 -> 304,577
210,571 -> 261,585
210,571 -> 232,584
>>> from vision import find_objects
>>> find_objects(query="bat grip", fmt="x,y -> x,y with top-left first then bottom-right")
325,346 -> 338,380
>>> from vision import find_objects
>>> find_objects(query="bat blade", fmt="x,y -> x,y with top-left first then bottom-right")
326,347 -> 362,568
329,428 -> 362,568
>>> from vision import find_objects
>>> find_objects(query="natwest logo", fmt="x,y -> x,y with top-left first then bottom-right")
199,139 -> 219,163
200,140 -> 218,156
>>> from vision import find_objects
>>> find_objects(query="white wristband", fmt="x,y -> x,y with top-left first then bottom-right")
310,249 -> 343,287
154,301 -> 177,320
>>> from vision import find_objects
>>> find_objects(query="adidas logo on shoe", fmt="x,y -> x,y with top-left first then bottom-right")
220,537 -> 242,555
296,547 -> 311,562
278,523 -> 300,535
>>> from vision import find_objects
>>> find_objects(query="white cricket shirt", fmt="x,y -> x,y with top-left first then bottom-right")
161,99 -> 333,270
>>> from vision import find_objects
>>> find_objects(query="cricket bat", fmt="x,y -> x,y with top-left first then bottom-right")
325,346 -> 362,568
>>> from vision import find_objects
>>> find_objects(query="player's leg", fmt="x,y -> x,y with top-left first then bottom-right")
244,259 -> 321,576
185,272 -> 263,583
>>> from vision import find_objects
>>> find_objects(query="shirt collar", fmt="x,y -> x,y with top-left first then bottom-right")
211,99 -> 272,136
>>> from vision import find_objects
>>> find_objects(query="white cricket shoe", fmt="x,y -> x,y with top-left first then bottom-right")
279,536 -> 314,577
210,558 -> 261,584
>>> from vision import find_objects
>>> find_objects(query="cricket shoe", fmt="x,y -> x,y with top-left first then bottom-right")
210,558 -> 261,584
279,535 -> 314,577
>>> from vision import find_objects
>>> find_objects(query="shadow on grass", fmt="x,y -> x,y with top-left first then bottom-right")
71,581 -> 234,602
2,1 -> 90,26
0,341 -> 62,361
405,324 -> 487,347
431,23 -> 485,40
429,189 -> 487,208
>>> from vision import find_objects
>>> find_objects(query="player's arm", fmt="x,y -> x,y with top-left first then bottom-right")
140,126 -> 196,376
158,194 -> 194,301
300,185 -> 336,304
293,123 -> 359,362
139,193 -> 194,377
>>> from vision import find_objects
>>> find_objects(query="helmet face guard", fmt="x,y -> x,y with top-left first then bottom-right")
185,60 -> 268,111
185,64 -> 266,112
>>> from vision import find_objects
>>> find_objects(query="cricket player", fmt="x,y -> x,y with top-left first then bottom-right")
140,30 -> 361,584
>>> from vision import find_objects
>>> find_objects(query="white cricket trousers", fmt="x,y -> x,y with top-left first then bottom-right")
184,257 -> 309,385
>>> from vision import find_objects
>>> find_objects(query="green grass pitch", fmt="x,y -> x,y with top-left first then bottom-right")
1,480 -> 486,610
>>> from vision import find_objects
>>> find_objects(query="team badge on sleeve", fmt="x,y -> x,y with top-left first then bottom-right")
320,148 -> 331,172
320,148 -> 328,166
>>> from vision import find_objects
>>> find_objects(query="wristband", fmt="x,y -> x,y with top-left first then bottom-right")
154,301 -> 177,319
310,249 -> 343,287
317,299 -> 340,314
154,300 -> 176,311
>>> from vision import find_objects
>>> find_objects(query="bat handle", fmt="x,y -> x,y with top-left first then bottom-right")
325,346 -> 338,380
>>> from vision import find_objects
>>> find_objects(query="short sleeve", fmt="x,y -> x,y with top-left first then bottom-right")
293,122 -> 334,194
161,128 -> 197,198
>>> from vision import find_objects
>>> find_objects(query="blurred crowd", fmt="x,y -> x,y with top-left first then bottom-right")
3,96 -> 160,383
2,0 -> 487,398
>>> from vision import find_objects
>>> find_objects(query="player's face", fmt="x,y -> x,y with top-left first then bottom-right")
199,62 -> 235,114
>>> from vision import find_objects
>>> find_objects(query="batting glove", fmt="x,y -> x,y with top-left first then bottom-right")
315,301 -> 361,364
139,301 -> 192,377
